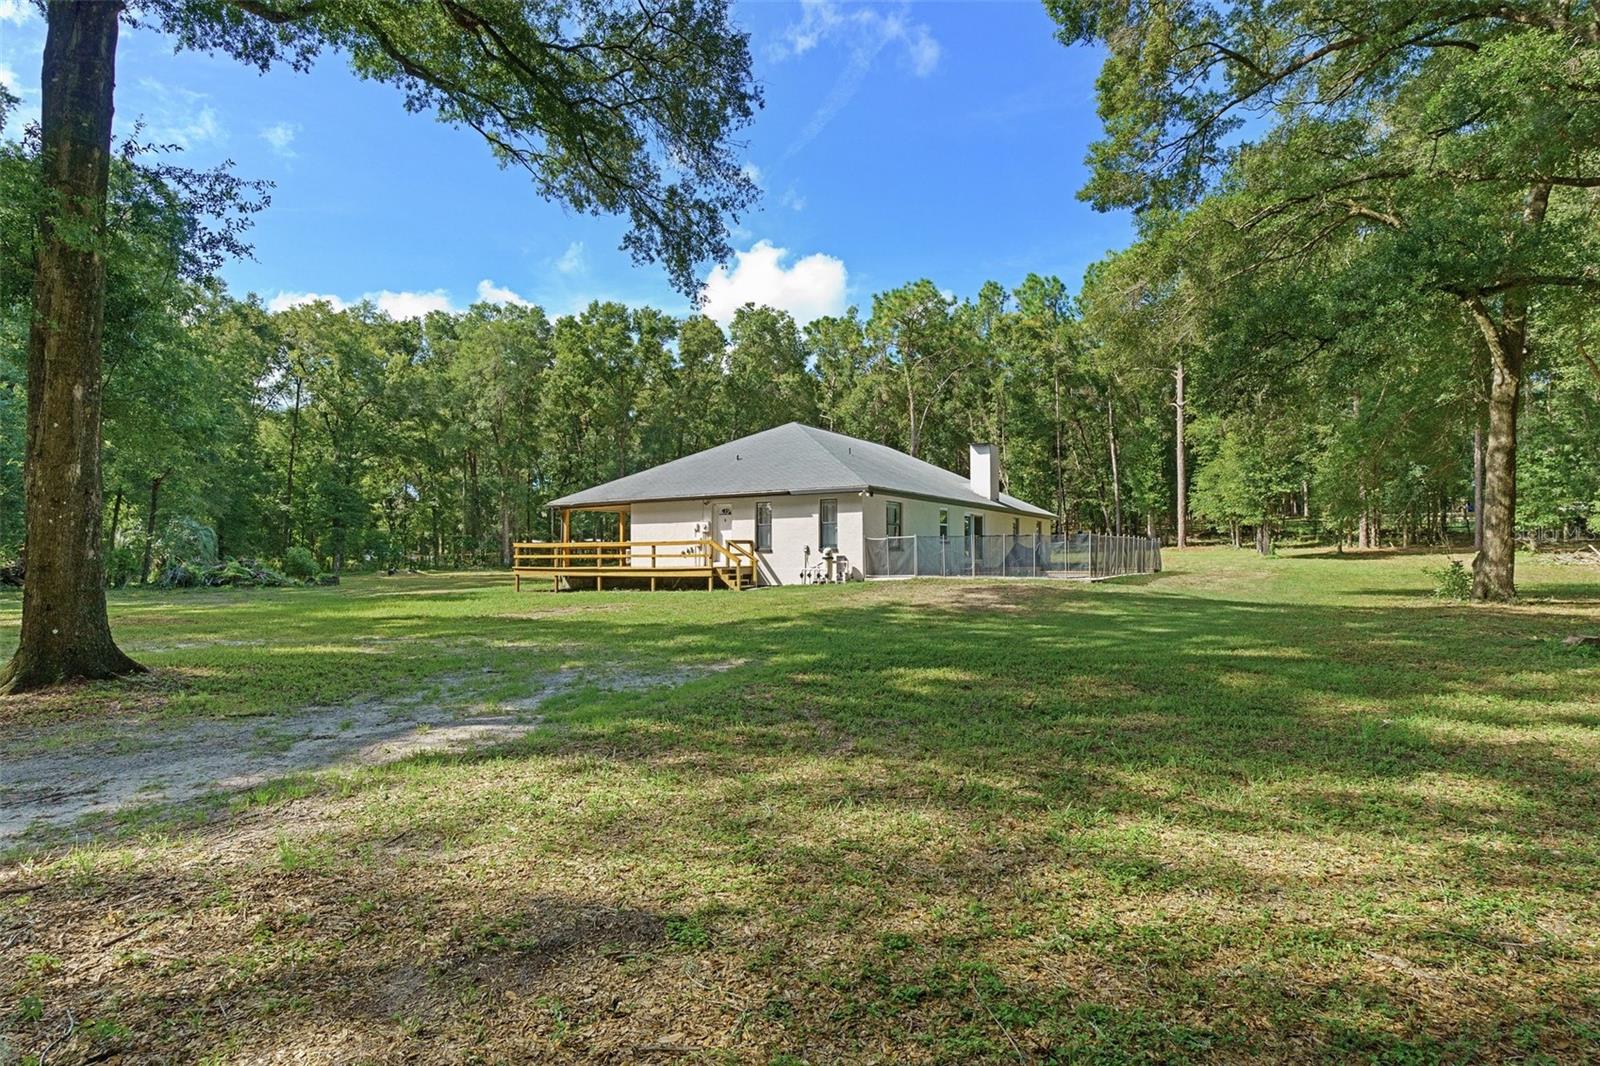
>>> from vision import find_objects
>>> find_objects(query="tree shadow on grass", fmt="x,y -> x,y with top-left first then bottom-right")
6,579 -> 1600,1060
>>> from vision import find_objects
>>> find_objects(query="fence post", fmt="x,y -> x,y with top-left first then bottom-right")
912,536 -> 919,578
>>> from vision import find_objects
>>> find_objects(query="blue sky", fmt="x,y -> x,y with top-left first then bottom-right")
0,0 -> 1131,325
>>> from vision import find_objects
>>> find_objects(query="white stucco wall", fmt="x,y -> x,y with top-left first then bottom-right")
628,499 -> 715,568
624,493 -> 866,585
859,494 -> 1046,542
625,493 -> 1047,584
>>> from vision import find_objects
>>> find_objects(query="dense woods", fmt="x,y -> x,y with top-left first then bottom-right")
1,139 -> 1594,582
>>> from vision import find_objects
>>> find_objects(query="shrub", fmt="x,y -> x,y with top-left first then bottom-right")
105,545 -> 140,588
1425,559 -> 1472,601
202,559 -> 258,587
254,566 -> 289,588
156,517 -> 217,569
282,546 -> 319,581
157,562 -> 199,588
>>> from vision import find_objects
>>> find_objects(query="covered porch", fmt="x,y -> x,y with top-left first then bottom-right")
512,503 -> 758,591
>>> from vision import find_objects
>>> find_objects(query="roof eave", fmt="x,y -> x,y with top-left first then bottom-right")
549,486 -> 1053,519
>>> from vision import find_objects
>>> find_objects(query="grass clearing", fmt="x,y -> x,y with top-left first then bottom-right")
1,548 -> 1598,1062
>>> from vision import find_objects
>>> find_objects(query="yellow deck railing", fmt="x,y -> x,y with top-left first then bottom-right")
512,538 -> 758,590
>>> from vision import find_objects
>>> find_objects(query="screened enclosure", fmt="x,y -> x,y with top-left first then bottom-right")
862,533 -> 1161,580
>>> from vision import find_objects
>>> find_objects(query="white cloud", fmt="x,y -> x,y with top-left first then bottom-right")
259,121 -> 299,157
779,186 -> 807,212
268,291 -> 347,313
701,240 -> 847,328
903,22 -> 940,77
555,241 -> 586,275
778,0 -> 844,57
268,288 -> 457,319
476,278 -> 532,306
741,162 -> 765,189
368,289 -> 456,319
133,79 -> 226,149
774,2 -> 940,160
772,2 -> 940,159
0,13 -> 44,135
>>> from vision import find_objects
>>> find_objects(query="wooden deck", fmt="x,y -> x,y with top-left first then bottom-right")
512,538 -> 759,591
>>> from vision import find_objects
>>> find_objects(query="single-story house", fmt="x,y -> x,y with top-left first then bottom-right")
542,422 -> 1054,586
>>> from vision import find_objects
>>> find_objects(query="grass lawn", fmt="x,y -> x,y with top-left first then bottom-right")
2,548 -> 1599,1062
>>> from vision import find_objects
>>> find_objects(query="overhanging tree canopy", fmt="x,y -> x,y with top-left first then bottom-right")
2,0 -> 761,693
1049,0 -> 1600,599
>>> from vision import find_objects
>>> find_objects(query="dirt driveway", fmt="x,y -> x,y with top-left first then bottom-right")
0,665 -> 725,847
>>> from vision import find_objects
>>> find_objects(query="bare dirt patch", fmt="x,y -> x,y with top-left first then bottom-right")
0,663 -> 737,847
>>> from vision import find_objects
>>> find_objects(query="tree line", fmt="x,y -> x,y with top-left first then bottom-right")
0,245 -> 1184,576
4,0 -> 1597,692
4,142 -> 1593,588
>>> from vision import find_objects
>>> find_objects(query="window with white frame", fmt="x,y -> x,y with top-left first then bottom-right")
886,501 -> 903,551
755,501 -> 773,552
938,508 -> 949,540
818,498 -> 838,550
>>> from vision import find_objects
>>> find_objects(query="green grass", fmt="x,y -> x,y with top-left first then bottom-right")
2,548 -> 1599,1062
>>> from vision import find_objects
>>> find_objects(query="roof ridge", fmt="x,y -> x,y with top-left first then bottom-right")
783,423 -> 866,487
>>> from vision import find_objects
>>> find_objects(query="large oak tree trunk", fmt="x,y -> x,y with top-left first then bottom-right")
1472,422 -> 1485,550
1473,346 -> 1522,600
1467,183 -> 1548,601
1,0 -> 142,694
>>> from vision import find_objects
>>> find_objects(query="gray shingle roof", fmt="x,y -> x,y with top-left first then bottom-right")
548,423 -> 1054,518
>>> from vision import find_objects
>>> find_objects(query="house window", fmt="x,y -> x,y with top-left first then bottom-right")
938,509 -> 948,541
886,501 -> 903,552
819,498 -> 838,550
1012,517 -> 1020,537
755,501 -> 773,552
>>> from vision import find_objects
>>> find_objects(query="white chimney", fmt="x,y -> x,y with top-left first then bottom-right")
969,443 -> 999,501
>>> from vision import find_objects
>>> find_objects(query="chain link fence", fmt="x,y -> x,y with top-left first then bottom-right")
862,533 -> 1161,580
